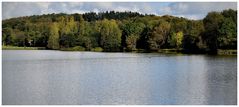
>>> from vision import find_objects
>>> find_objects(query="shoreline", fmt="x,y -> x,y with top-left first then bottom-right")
2,46 -> 237,55
2,46 -> 46,50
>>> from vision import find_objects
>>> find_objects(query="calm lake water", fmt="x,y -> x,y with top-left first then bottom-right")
2,50 -> 237,105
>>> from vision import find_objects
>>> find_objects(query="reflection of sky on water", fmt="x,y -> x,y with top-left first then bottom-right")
2,50 -> 237,105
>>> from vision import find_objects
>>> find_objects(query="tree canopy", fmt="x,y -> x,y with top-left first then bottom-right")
2,10 -> 237,53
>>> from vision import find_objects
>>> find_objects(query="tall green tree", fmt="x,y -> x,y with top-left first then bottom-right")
47,23 -> 60,49
121,21 -> 145,50
218,18 -> 237,49
126,34 -> 138,51
185,20 -> 206,51
2,27 -> 13,45
169,31 -> 183,49
203,12 -> 224,53
12,29 -> 26,46
99,19 -> 122,51
148,21 -> 171,50
222,9 -> 237,24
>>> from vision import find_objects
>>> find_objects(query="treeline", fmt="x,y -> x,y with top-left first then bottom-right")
2,10 -> 237,54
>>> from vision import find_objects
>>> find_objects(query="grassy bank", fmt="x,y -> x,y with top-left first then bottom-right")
158,49 -> 237,55
60,46 -> 103,52
158,49 -> 183,54
217,49 -> 237,55
2,46 -> 46,50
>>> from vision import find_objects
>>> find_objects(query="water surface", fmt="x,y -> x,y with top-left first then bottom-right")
2,50 -> 237,105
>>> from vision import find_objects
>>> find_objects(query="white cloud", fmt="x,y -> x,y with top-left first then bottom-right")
97,2 -> 113,8
68,2 -> 83,7
170,2 -> 237,15
93,8 -> 99,13
36,3 -> 51,14
2,2 -> 237,20
173,14 -> 204,20
157,2 -> 237,19
171,3 -> 189,13
114,6 -> 130,12
3,2 -> 42,19
160,6 -> 172,15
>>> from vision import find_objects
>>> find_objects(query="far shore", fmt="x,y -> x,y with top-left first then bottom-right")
2,45 -> 237,55
2,46 -> 46,50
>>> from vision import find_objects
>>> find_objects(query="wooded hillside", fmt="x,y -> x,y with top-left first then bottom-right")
2,9 -> 237,54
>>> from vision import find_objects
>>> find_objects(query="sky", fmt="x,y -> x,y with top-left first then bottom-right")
2,2 -> 237,20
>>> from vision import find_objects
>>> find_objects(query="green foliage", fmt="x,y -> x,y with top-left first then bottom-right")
91,47 -> 103,52
169,31 -> 183,49
99,19 -> 122,51
203,12 -> 224,32
60,33 -> 76,48
126,34 -> 138,51
82,11 -> 144,21
121,21 -> 145,36
2,27 -> 13,45
148,20 -> 171,50
187,20 -> 204,37
203,12 -> 224,53
203,9 -> 237,53
222,9 -> 237,24
47,23 -> 60,49
2,10 -> 237,54
121,20 -> 145,50
186,20 -> 206,51
61,46 -> 85,51
12,29 -> 26,46
70,46 -> 85,51
81,36 -> 92,51
2,45 -> 45,50
218,18 -> 237,49
170,17 -> 188,33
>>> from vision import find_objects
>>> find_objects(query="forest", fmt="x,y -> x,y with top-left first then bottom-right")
2,9 -> 237,54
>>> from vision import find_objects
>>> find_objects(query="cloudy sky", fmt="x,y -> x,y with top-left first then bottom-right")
2,2 -> 237,20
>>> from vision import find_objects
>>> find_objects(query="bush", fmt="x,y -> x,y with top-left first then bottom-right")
72,46 -> 85,51
60,46 -> 85,51
91,47 -> 103,52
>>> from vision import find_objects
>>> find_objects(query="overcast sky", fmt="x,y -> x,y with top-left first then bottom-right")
2,2 -> 237,20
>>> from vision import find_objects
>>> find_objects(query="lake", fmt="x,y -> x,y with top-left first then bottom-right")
2,50 -> 237,105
